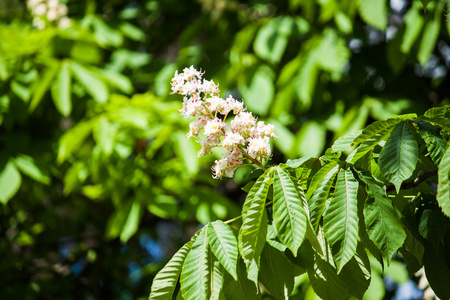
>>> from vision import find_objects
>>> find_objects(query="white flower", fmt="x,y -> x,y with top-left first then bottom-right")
201,79 -> 219,96
198,135 -> 220,157
206,96 -> 225,113
224,95 -> 243,115
186,117 -> 207,139
252,121 -> 277,138
222,132 -> 245,148
180,97 -> 206,118
247,137 -> 271,160
204,118 -> 227,137
231,111 -> 256,137
212,149 -> 243,179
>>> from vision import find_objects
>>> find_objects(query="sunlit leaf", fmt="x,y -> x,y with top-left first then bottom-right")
358,171 -> 406,264
207,221 -> 238,280
13,155 -> 50,185
239,167 -> 274,286
307,162 -> 339,231
149,242 -> 193,300
120,200 -> 141,243
323,167 -> 359,272
437,145 -> 450,217
70,61 -> 108,103
0,160 -> 22,204
273,166 -> 307,255
180,227 -> 210,300
378,121 -> 418,193
357,0 -> 387,30
51,60 -> 71,116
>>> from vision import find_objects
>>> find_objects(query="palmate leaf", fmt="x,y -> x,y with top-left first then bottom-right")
307,161 -> 339,231
149,238 -> 196,300
238,167 -> 274,286
416,120 -> 447,165
223,258 -> 260,300
272,166 -> 307,255
207,220 -> 238,280
323,167 -> 359,272
358,171 -> 406,264
180,227 -> 210,300
210,256 -> 224,300
259,243 -> 295,299
331,130 -> 363,153
347,117 -> 405,163
437,145 -> 450,217
308,252 -> 349,300
378,121 -> 418,193
340,243 -> 371,299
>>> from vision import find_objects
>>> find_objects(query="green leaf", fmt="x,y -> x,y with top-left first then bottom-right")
347,117 -> 403,163
308,254 -> 349,300
223,258 -> 260,300
420,0 -> 431,11
207,221 -> 238,280
419,209 -> 449,249
437,145 -> 450,217
120,200 -> 141,243
358,171 -> 406,264
239,167 -> 274,286
93,116 -> 117,156
253,16 -> 294,64
401,6 -> 424,54
149,242 -> 193,300
418,7 -> 441,65
423,241 -> 450,299
239,66 -> 274,116
51,61 -> 71,116
259,243 -> 295,299
29,62 -> 59,113
331,130 -> 363,153
210,256 -> 224,300
340,243 -> 371,299
416,120 -> 447,165
323,167 -> 359,272
423,105 -> 449,118
378,121 -> 419,193
174,132 -> 199,176
0,160 -> 22,205
296,121 -> 326,157
57,121 -> 94,164
285,155 -> 317,169
70,61 -> 108,103
272,166 -> 307,255
180,227 -> 210,300
13,155 -> 50,185
101,69 -> 133,94
307,162 -> 339,231
357,0 -> 387,30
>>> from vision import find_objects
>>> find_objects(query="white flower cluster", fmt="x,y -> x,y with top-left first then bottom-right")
28,0 -> 71,30
171,66 -> 277,179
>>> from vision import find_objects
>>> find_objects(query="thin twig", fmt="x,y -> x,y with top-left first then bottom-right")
385,169 -> 438,192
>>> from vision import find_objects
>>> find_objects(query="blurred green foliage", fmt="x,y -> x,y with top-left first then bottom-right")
0,0 -> 449,299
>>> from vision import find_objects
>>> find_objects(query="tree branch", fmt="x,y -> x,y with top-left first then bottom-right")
385,169 -> 438,192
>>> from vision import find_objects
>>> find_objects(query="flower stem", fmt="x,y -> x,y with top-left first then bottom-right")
237,145 -> 266,171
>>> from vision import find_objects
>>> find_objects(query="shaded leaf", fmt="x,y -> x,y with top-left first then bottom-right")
13,155 -> 50,185
416,120 -> 447,165
120,200 -> 141,243
223,258 -> 260,300
259,243 -> 295,299
340,243 -> 371,299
